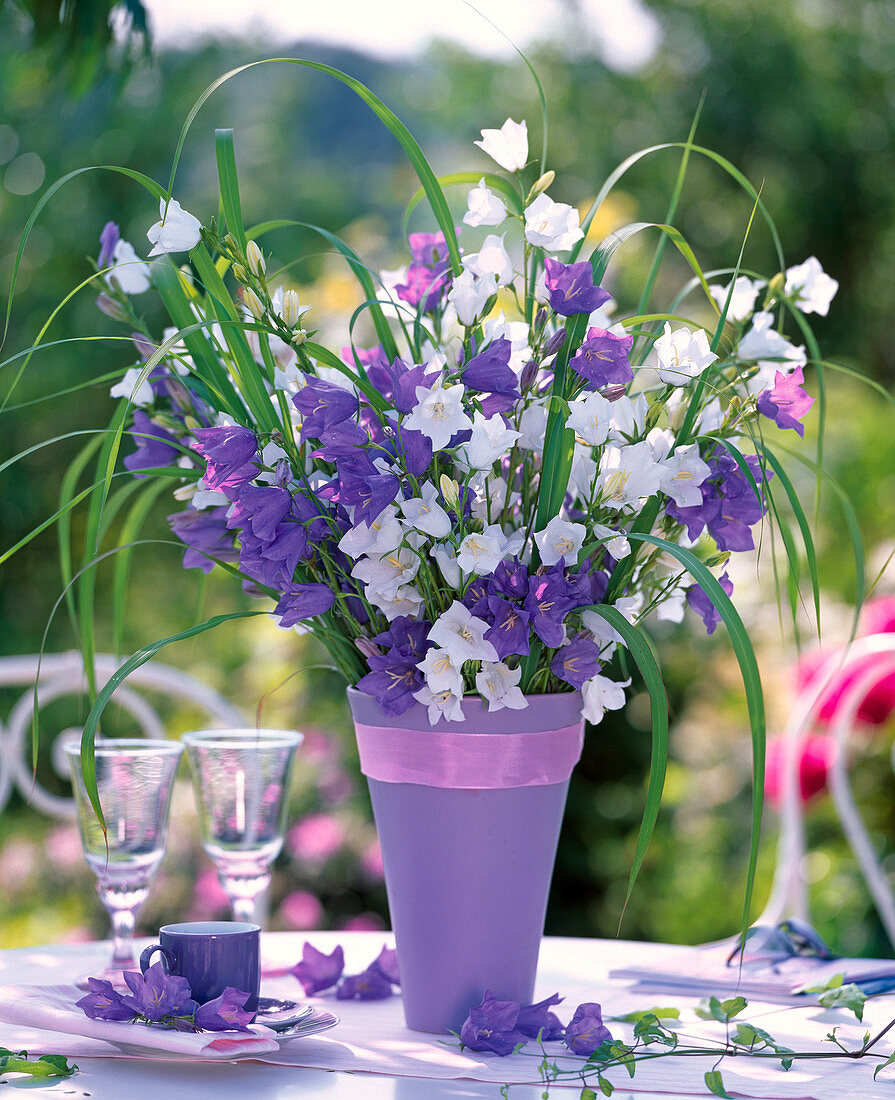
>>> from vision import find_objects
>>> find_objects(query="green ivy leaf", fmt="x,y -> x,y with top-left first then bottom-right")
874,1051 -> 895,1080
705,1069 -> 733,1098
0,1048 -> 78,1079
817,984 -> 866,1021
581,1087 -> 600,1100
695,995 -> 748,1023
617,1007 -> 680,1022
798,971 -> 844,994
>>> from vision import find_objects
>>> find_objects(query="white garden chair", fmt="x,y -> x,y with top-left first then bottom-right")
0,651 -> 246,820
759,634 -> 895,951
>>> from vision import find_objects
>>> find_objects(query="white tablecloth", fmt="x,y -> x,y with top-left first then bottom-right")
1,931 -> 893,1099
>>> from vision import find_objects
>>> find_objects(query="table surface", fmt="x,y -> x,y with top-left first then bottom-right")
1,930 -> 893,1100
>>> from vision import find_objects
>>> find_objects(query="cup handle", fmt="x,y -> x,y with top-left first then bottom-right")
139,944 -> 176,974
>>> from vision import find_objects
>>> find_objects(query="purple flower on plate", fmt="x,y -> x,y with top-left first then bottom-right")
291,942 -> 345,995
484,597 -> 531,659
274,583 -> 336,627
563,1002 -> 613,1056
76,977 -> 138,1022
544,258 -> 611,317
516,993 -> 565,1041
459,990 -> 526,1056
357,650 -> 424,715
120,962 -> 196,1022
336,968 -> 394,1001
551,634 -> 601,689
124,410 -> 181,477
194,987 -> 254,1032
98,221 -> 120,269
757,365 -> 814,436
569,327 -> 634,390
193,425 -> 258,493
687,570 -> 734,635
367,945 -> 400,986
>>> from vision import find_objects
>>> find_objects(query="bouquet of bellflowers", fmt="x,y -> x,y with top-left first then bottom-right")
8,62 -> 841,860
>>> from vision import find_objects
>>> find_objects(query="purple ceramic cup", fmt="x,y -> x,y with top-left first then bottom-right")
139,921 -> 261,1015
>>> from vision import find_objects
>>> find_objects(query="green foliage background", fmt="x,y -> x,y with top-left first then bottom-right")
2,0 -> 895,954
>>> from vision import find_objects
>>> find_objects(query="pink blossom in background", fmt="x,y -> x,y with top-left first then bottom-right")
58,926 -> 92,944
47,824 -> 86,872
279,890 -> 323,930
187,866 -> 230,920
796,649 -> 895,729
287,813 -> 346,865
765,733 -> 837,806
340,912 -> 386,932
0,838 -> 39,890
861,596 -> 895,637
360,839 -> 384,880
319,768 -> 354,805
298,729 -> 337,764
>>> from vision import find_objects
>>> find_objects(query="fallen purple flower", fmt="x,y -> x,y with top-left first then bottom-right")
194,987 -> 254,1032
120,962 -> 196,1022
459,990 -> 526,1056
366,945 -> 400,986
564,1001 -> 613,1056
336,968 -> 394,1001
76,977 -> 138,1022
516,992 -> 565,1041
291,942 -> 345,995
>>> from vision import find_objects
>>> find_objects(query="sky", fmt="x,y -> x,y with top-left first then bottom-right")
141,0 -> 662,73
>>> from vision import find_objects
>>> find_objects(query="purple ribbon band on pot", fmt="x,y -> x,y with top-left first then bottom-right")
353,722 -> 585,789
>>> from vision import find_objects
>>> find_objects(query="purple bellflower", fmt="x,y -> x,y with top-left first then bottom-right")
76,978 -> 138,1022
120,962 -> 197,1022
98,222 -> 120,269
336,967 -> 394,1001
550,634 -> 601,689
563,1002 -> 613,1056
367,945 -> 400,986
569,327 -> 634,390
167,507 -> 238,574
687,570 -> 734,635
525,573 -> 574,648
544,257 -> 611,317
516,993 -> 565,1041
459,991 -> 526,1056
193,987 -> 254,1032
462,338 -> 520,414
293,376 -> 358,441
484,597 -> 531,659
192,425 -> 258,493
757,365 -> 814,436
291,942 -> 346,995
274,583 -> 336,627
124,410 -> 181,477
356,650 -> 425,715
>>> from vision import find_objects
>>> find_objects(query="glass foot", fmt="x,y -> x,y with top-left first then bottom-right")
74,962 -> 140,992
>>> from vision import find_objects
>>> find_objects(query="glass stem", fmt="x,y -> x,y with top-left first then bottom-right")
110,906 -> 137,967
219,867 -> 271,927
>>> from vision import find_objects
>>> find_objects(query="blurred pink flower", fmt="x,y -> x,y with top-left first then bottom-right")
340,912 -> 386,932
287,813 -> 346,864
47,824 -> 85,873
765,734 -> 836,806
320,768 -> 354,805
299,729 -> 337,764
58,926 -> 92,944
279,890 -> 323,930
360,839 -> 384,881
862,596 -> 895,636
187,866 -> 229,919
0,838 -> 38,890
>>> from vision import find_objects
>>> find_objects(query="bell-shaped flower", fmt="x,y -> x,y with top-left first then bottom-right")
417,647 -> 465,696
654,322 -> 717,386
448,268 -> 498,327
582,593 -> 642,657
400,482 -> 452,538
566,391 -> 613,446
428,601 -> 498,664
147,197 -> 202,257
709,275 -> 765,322
462,233 -> 515,287
463,178 -> 509,227
647,431 -> 711,508
523,193 -> 583,252
457,530 -> 506,575
598,442 -> 662,512
352,547 -> 420,603
581,673 -> 631,725
591,522 -> 630,560
404,377 -> 473,450
432,542 -> 461,588
544,257 -> 611,317
534,517 -> 586,567
413,684 -> 465,724
106,239 -> 151,294
474,118 -> 529,173
459,410 -> 520,471
339,505 -> 404,559
785,256 -> 838,316
736,311 -> 806,390
757,365 -> 814,436
476,661 -> 527,711
608,393 -> 650,443
110,366 -> 154,407
518,401 -> 548,451
369,583 -> 425,622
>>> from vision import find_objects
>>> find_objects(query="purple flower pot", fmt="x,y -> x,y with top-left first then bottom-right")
348,688 -> 584,1034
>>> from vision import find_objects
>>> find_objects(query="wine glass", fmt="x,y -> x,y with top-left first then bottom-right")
182,729 -> 302,925
64,738 -> 184,981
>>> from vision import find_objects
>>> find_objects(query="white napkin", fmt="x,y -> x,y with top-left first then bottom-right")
0,984 -> 281,1060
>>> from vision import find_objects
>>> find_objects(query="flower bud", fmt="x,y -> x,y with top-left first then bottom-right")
543,329 -> 567,357
291,328 -> 308,347
355,637 -> 382,659
763,272 -> 785,308
439,473 -> 460,510
281,289 -> 303,328
231,263 -> 248,284
223,233 -> 240,255
245,240 -> 266,278
96,292 -> 128,322
526,170 -> 555,203
534,307 -> 548,333
243,287 -> 265,320
519,358 -> 539,392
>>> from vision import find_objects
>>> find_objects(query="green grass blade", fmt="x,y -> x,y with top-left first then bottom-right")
58,435 -> 103,636
579,605 -> 668,927
402,171 -> 524,238
111,480 -> 170,657
626,532 -> 766,932
215,129 -> 247,252
78,609 -> 269,825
